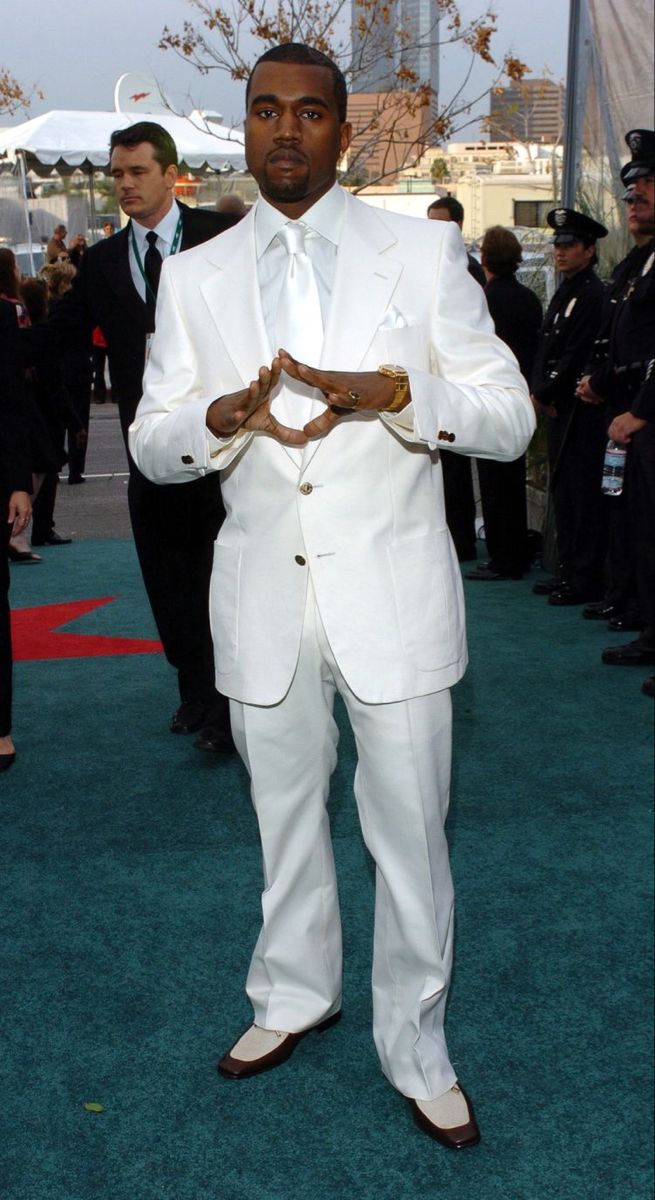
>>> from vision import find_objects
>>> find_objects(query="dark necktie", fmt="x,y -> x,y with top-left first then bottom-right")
144,230 -> 162,326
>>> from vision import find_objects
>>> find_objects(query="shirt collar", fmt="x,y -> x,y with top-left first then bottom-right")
131,200 -> 181,252
255,183 -> 345,258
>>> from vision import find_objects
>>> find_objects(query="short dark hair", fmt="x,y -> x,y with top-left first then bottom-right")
427,195 -> 464,224
246,43 -> 348,123
480,226 -> 523,276
0,248 -> 19,298
109,121 -> 178,170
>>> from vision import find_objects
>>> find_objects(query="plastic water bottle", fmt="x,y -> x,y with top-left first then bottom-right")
601,439 -> 627,496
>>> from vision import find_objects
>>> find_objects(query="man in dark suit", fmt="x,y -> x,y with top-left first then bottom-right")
43,122 -> 239,751
427,196 -> 485,561
465,226 -> 543,581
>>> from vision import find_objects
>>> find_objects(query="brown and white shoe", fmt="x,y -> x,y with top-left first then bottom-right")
217,1012 -> 341,1080
408,1082 -> 481,1149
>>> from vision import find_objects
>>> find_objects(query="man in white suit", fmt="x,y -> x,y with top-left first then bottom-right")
130,44 -> 535,1149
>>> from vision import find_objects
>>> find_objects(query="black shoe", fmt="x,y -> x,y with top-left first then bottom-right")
31,532 -> 72,546
583,601 -> 617,621
194,725 -> 235,754
607,614 -> 644,633
601,639 -> 655,667
68,475 -> 86,485
532,577 -> 566,596
0,751 -> 16,771
642,677 -> 655,698
169,701 -> 206,734
8,547 -> 42,564
549,586 -> 602,607
465,562 -> 522,581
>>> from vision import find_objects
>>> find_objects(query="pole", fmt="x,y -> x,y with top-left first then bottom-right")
18,151 -> 35,274
561,0 -> 582,208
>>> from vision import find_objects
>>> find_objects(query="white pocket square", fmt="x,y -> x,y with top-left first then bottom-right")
378,305 -> 409,331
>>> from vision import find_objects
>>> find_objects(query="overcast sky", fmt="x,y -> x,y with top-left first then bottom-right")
2,0 -> 570,131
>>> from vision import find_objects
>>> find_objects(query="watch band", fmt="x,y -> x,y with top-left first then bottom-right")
378,364 -> 409,412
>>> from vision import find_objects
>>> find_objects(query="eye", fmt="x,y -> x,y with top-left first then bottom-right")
300,109 -> 321,120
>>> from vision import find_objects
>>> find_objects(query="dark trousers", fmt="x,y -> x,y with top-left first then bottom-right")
0,508 -> 13,736
31,471 -> 59,542
628,422 -> 655,644
440,450 -> 477,561
66,383 -> 91,480
477,454 -> 528,576
121,402 -> 229,729
547,403 -> 608,594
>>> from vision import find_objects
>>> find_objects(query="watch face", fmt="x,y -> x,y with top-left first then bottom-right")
379,363 -> 406,376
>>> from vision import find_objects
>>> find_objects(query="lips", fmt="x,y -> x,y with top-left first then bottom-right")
268,150 -> 307,168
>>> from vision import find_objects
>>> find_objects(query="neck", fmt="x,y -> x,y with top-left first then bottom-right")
132,197 -> 176,232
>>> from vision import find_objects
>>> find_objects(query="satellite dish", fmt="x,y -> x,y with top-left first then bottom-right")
114,72 -> 171,115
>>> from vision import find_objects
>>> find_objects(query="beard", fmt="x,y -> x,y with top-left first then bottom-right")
259,165 -> 311,204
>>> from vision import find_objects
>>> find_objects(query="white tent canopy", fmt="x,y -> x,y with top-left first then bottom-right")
0,108 -> 245,175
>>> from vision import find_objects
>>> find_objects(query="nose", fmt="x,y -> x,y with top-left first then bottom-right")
275,109 -> 301,141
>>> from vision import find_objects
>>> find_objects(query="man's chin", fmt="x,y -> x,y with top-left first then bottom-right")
261,172 -> 310,204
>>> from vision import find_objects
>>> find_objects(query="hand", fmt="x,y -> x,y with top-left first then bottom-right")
531,394 -> 557,420
607,411 -> 647,444
576,374 -> 603,404
206,360 -> 307,447
7,491 -> 31,535
277,350 -> 399,439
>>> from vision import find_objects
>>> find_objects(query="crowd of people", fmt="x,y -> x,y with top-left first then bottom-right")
0,41 -> 652,1150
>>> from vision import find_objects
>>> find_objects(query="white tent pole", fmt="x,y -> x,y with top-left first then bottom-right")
18,151 -> 35,274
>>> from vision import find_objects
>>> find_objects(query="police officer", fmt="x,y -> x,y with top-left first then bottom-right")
577,130 -> 654,687
531,208 -> 607,605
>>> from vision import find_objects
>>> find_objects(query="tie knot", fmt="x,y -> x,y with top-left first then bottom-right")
278,222 -> 307,257
146,231 -> 159,249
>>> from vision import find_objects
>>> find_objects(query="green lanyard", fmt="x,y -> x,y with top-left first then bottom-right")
131,213 -> 183,302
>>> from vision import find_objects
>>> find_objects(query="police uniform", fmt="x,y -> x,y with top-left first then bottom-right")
600,131 -> 655,670
531,207 -> 607,603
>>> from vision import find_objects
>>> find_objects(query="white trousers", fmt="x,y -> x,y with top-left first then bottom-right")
229,584 -> 457,1100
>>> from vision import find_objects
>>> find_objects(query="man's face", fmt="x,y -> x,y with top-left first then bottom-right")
244,61 -> 351,217
56,226 -> 67,239
553,239 -> 595,277
428,207 -> 450,222
109,142 -> 177,226
626,174 -> 655,241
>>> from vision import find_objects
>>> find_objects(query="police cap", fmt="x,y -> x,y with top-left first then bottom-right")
620,129 -> 655,184
547,207 -> 608,245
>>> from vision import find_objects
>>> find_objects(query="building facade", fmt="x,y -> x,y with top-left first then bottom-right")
488,79 -> 566,144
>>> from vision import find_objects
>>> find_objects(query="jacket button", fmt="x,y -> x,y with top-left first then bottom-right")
448,433 -> 456,443
294,555 -> 306,566
181,454 -> 194,464
299,482 -> 313,495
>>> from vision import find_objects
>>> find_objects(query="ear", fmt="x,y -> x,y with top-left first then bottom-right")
339,122 -> 353,156
165,163 -> 179,190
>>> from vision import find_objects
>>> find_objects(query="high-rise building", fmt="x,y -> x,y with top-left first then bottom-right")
488,79 -> 566,144
350,0 -> 439,102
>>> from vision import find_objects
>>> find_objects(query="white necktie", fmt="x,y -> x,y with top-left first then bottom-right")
271,222 -> 326,432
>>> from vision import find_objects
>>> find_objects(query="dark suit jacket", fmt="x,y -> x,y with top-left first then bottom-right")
0,299 -> 32,495
484,274 -> 542,381
48,202 -> 238,438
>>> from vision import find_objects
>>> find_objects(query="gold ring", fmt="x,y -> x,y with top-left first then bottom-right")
347,390 -> 361,405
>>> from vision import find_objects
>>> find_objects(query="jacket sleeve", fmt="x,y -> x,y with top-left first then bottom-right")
382,223 -> 535,462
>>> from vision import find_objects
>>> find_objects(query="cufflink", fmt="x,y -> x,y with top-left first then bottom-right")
181,454 -> 194,464
437,431 -> 456,443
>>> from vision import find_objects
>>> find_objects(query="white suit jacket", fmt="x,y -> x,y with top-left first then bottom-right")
129,191 -> 535,706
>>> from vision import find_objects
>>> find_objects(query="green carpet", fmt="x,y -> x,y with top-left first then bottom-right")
1,542 -> 652,1200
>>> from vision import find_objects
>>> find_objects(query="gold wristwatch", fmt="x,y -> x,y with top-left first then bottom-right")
378,364 -> 410,412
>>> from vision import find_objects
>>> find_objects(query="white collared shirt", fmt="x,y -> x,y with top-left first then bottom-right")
255,183 -> 345,353
128,200 -> 182,300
